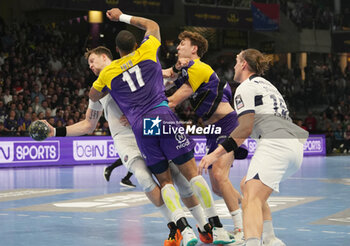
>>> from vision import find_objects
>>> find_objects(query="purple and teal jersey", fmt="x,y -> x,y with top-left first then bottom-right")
174,59 -> 232,121
92,35 -> 167,127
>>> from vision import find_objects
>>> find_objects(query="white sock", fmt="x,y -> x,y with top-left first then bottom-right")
188,204 -> 207,231
246,237 -> 261,246
230,208 -> 243,230
263,220 -> 276,243
158,203 -> 172,222
161,184 -> 186,222
190,175 -> 217,218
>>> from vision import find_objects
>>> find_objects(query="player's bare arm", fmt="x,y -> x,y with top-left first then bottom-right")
198,112 -> 254,174
43,107 -> 103,137
106,8 -> 160,41
89,87 -> 104,102
167,82 -> 193,109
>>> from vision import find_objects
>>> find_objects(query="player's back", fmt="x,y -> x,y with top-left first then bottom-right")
94,35 -> 166,126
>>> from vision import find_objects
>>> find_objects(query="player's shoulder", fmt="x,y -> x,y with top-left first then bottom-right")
188,59 -> 213,75
140,35 -> 161,48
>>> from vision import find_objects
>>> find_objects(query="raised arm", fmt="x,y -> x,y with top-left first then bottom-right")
106,8 -> 161,42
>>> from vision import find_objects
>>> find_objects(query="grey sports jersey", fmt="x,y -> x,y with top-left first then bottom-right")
234,75 -> 309,141
89,94 -> 132,137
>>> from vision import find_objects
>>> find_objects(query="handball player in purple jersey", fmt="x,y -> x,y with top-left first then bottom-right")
88,8 -> 234,246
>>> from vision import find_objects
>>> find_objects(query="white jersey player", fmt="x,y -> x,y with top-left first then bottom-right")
198,48 -> 309,246
43,93 -> 214,246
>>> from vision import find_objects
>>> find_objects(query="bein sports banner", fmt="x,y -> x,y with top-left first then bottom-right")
0,135 -> 326,168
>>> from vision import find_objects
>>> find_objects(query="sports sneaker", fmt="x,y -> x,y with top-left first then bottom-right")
197,223 -> 213,244
164,222 -> 182,246
212,227 -> 235,245
120,178 -> 136,188
103,166 -> 113,182
181,226 -> 198,246
263,237 -> 286,246
228,228 -> 244,245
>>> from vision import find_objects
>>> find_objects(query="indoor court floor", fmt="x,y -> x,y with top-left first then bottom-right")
0,156 -> 349,246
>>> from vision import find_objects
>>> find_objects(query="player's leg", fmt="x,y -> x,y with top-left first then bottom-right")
262,203 -> 286,246
114,133 -> 181,245
205,111 -> 246,242
209,152 -> 243,233
242,178 -> 273,246
173,155 -> 234,245
243,137 -> 304,246
153,165 -> 198,246
129,158 -> 183,246
169,161 -> 213,244
120,171 -> 136,188
103,158 -> 123,182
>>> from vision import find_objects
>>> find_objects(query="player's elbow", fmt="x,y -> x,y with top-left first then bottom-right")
89,89 -> 100,102
147,20 -> 159,31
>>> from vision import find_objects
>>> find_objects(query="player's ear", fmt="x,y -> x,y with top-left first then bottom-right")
134,43 -> 138,50
192,45 -> 198,55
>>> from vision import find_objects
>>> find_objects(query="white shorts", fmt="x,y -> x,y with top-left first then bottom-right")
113,129 -> 142,171
245,138 -> 304,192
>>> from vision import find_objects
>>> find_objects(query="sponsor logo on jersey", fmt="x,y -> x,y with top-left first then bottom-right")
235,94 -> 244,109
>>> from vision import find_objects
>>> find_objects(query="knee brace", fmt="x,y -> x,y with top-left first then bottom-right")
129,158 -> 157,192
169,161 -> 194,198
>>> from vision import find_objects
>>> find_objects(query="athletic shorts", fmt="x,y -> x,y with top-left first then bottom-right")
113,128 -> 143,171
132,106 -> 196,174
245,135 -> 304,192
206,111 -> 248,163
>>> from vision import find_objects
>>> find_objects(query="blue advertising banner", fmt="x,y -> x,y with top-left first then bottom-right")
0,135 -> 326,168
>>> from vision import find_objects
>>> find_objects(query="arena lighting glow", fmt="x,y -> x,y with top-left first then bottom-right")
88,10 -> 103,23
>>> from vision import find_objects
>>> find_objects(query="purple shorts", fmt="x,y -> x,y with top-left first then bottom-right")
132,106 -> 196,174
205,111 -> 248,163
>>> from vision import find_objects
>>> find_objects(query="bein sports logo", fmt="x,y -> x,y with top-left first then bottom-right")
143,117 -> 161,136
73,140 -> 118,161
0,141 -> 59,163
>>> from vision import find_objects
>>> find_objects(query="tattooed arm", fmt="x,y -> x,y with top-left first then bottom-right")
65,107 -> 103,136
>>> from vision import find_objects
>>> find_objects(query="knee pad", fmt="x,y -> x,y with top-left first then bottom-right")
169,162 -> 193,198
129,158 -> 157,192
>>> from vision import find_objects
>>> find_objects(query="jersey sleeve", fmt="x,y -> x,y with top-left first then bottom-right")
234,82 -> 256,117
187,62 -> 210,92
92,72 -> 107,92
138,35 -> 161,63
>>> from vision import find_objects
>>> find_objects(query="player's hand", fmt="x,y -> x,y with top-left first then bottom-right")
175,58 -> 191,70
162,68 -> 175,79
38,120 -> 55,137
198,153 -> 217,175
120,115 -> 130,126
106,8 -> 123,22
198,145 -> 228,174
